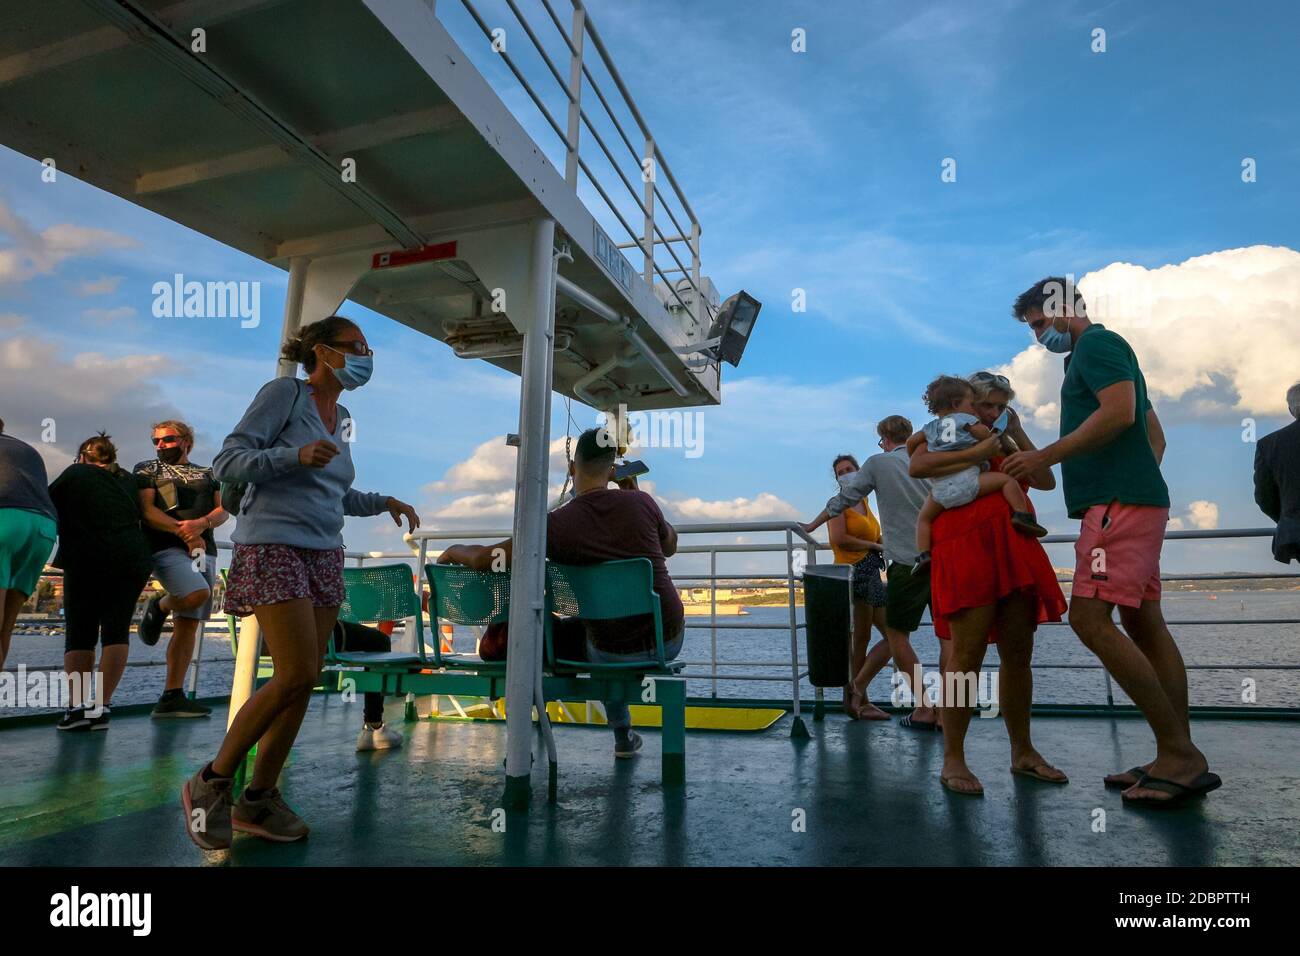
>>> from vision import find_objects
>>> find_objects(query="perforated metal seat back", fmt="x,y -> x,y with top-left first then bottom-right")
425,564 -> 511,626
545,559 -> 657,619
340,564 -> 420,624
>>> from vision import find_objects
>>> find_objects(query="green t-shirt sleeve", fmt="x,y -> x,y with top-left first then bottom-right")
1076,330 -> 1136,395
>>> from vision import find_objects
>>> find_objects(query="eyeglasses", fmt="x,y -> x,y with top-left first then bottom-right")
325,341 -> 374,357
152,435 -> 182,446
970,371 -> 1011,389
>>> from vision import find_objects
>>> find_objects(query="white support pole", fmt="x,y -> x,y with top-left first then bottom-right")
787,528 -> 808,738
227,255 -> 309,731
690,221 -> 702,332
503,217 -> 557,806
642,136 -> 655,283
276,256 -> 310,379
186,618 -> 204,699
564,5 -> 585,188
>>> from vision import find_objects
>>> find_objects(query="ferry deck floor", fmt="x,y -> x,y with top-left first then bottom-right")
1,699 -> 1296,867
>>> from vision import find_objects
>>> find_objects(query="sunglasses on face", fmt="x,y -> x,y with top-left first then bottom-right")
324,340 -> 374,357
152,435 -> 182,446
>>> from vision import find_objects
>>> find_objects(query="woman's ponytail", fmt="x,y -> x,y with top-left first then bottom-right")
280,315 -> 360,372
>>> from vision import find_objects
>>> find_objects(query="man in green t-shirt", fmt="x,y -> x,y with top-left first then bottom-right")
1003,277 -> 1219,808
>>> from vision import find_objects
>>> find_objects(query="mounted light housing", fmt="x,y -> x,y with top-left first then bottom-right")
707,290 -> 761,367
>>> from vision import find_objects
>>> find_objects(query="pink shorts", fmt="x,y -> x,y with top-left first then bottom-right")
1072,502 -> 1168,609
223,543 -> 345,616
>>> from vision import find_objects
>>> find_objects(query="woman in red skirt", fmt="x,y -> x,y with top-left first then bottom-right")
908,371 -> 1068,796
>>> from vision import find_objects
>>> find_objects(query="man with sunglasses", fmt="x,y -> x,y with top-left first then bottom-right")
134,419 -> 228,718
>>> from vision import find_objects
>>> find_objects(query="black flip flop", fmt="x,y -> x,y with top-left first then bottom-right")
899,714 -> 940,732
1011,763 -> 1069,784
1122,772 -> 1222,809
1104,766 -> 1149,790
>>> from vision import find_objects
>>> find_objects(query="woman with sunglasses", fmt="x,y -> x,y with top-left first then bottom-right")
183,315 -> 421,850
907,370 -> 1066,796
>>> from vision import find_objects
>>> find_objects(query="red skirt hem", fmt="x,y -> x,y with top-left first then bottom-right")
929,491 -> 1067,643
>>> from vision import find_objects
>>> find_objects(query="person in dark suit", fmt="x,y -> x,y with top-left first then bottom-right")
1254,383 -> 1300,564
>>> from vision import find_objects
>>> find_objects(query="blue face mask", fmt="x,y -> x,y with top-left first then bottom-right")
328,351 -> 373,390
1034,317 -> 1073,353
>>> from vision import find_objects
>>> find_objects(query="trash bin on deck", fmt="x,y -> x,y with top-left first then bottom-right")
802,563 -> 851,688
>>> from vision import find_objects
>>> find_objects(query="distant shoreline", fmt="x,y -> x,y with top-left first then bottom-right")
676,574 -> 1299,612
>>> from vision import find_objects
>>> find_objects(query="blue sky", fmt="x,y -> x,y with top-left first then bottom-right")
2,0 -> 1298,574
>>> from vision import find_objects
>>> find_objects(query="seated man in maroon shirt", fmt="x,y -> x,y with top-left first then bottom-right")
438,427 -> 684,758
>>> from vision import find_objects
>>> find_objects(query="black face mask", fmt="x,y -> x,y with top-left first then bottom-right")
157,446 -> 184,465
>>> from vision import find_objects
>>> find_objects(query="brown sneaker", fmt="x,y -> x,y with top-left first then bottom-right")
1011,512 -> 1049,537
182,765 -> 233,851
232,787 -> 310,842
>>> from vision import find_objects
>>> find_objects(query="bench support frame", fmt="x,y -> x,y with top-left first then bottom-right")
347,668 -> 686,785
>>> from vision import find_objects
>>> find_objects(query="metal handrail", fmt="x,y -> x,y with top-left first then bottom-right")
397,522 -> 1297,717
14,525 -> 1295,718
449,0 -> 707,330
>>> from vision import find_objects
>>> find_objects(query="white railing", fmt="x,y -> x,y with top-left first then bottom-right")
12,525 -> 1298,719
441,0 -> 709,332
401,521 -> 823,724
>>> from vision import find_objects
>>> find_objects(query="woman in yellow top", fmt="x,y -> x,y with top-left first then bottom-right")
828,454 -> 892,720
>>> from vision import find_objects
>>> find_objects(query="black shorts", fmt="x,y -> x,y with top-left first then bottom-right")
851,550 -> 887,607
63,565 -> 150,653
885,561 -> 931,634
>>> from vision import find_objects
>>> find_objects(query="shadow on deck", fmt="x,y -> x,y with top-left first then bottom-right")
1,698 -> 1296,867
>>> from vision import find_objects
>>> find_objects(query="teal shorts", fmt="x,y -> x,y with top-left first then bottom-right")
0,508 -> 57,596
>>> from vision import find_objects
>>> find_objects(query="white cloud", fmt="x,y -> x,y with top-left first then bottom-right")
82,306 -> 136,324
0,332 -> 183,474
1168,499 -> 1219,532
76,275 -> 123,297
996,246 -> 1300,426
717,230 -> 984,349
424,435 -> 571,494
0,197 -> 138,285
422,431 -> 798,528
430,490 -> 516,521
661,492 -> 799,523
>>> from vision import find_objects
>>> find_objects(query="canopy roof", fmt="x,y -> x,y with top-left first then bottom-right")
0,0 -> 720,410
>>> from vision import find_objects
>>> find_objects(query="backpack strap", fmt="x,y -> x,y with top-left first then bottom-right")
270,379 -> 308,448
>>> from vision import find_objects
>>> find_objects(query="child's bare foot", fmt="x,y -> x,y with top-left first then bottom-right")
1010,512 -> 1048,537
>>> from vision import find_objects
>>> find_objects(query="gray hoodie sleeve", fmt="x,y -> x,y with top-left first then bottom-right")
824,459 -> 877,517
212,378 -> 303,485
343,488 -> 389,517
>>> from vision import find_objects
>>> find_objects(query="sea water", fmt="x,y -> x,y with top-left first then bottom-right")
4,588 -> 1298,716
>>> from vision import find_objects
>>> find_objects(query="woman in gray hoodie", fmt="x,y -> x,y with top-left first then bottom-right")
182,316 -> 419,850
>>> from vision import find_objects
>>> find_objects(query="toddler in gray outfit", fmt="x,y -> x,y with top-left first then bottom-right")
907,376 -> 1047,571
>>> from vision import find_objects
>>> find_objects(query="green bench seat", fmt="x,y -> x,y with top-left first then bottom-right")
231,559 -> 688,789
